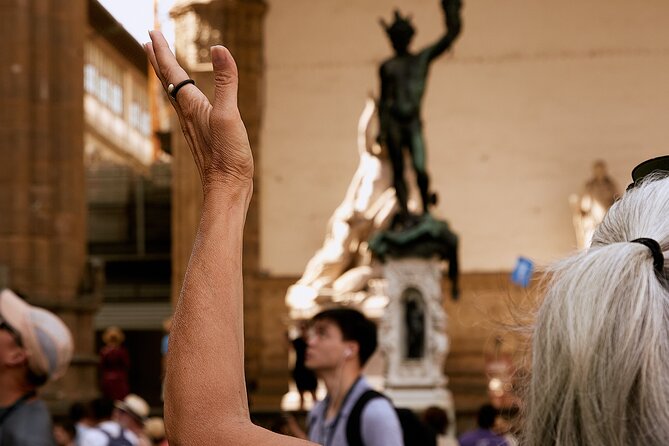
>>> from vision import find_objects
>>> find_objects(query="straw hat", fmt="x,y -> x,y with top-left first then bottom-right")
144,417 -> 166,440
115,394 -> 149,424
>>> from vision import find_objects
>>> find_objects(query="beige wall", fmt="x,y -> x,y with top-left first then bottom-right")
260,0 -> 669,275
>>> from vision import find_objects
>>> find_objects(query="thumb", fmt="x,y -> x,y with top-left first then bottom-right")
211,46 -> 239,116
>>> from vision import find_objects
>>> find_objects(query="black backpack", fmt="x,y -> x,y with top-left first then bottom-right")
98,427 -> 134,446
345,390 -> 437,446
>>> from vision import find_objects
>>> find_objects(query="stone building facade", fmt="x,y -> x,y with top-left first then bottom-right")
0,0 -> 172,408
0,0 -> 94,407
85,2 -> 173,406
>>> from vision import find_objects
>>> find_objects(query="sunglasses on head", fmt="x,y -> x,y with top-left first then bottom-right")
627,156 -> 669,191
0,318 -> 23,348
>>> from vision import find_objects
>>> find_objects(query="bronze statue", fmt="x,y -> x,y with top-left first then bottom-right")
378,0 -> 462,224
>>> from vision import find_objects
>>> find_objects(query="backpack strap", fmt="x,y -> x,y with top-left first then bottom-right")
97,427 -> 128,444
345,389 -> 387,446
98,428 -> 113,440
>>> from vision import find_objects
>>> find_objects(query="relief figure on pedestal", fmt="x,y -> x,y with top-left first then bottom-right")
403,287 -> 425,359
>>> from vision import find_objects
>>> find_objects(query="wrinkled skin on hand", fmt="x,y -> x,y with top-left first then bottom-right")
145,31 -> 253,195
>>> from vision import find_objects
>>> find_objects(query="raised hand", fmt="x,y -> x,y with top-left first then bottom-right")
145,30 -> 253,195
144,30 -> 314,446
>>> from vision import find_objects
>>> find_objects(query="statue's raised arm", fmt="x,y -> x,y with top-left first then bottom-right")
424,0 -> 463,62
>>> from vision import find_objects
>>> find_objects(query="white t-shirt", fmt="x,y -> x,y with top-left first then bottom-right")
78,420 -> 139,446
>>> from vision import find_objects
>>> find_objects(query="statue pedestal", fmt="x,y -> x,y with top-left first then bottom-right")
379,257 -> 455,422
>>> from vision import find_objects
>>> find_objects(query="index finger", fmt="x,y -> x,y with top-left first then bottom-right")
148,30 -> 204,106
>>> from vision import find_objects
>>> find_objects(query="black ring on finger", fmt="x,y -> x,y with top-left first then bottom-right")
168,79 -> 196,99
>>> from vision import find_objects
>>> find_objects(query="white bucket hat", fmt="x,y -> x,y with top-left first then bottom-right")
0,289 -> 73,382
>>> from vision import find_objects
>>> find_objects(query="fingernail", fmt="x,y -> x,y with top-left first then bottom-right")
212,46 -> 230,66
211,46 -> 224,65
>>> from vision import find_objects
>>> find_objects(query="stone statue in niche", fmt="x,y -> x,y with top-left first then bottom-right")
569,160 -> 619,249
378,0 -> 462,226
403,287 -> 425,359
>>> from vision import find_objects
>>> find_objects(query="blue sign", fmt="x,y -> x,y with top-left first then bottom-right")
511,257 -> 534,288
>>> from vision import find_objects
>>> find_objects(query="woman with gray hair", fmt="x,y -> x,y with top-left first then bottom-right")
524,157 -> 669,445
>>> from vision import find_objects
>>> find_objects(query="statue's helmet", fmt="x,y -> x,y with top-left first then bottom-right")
381,10 -> 415,52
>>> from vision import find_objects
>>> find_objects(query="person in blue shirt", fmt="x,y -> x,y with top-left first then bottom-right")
458,405 -> 507,446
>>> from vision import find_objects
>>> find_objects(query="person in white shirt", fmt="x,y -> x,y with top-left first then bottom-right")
79,398 -> 138,446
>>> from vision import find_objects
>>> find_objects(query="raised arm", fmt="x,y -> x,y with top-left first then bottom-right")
145,31 -> 313,446
422,0 -> 463,62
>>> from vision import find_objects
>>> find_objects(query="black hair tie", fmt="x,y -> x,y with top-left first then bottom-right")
630,238 -> 665,276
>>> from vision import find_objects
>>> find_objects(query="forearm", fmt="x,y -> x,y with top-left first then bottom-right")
442,0 -> 462,32
437,13 -> 461,51
165,184 -> 253,444
445,13 -> 461,40
426,0 -> 461,59
146,31 -> 315,446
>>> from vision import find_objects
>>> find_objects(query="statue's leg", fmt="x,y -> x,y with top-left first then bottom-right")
387,127 -> 409,217
409,122 -> 431,213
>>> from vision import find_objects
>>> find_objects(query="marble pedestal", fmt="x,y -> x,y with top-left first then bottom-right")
379,257 -> 455,425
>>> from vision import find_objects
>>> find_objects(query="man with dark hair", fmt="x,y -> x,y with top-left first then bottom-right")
305,308 -> 403,445
0,288 -> 74,445
458,404 -> 507,446
69,401 -> 95,443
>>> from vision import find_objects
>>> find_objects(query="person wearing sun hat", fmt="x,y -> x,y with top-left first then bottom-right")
0,288 -> 74,445
115,394 -> 151,446
144,417 -> 168,446
80,394 -> 152,446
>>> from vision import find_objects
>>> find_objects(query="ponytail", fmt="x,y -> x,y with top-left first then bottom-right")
523,175 -> 669,446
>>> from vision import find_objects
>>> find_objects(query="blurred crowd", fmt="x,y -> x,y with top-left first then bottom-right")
53,395 -> 167,446
0,288 -> 169,446
0,283 -> 518,446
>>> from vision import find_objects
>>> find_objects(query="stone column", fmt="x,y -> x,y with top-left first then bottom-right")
170,0 -> 267,390
0,0 -> 98,407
